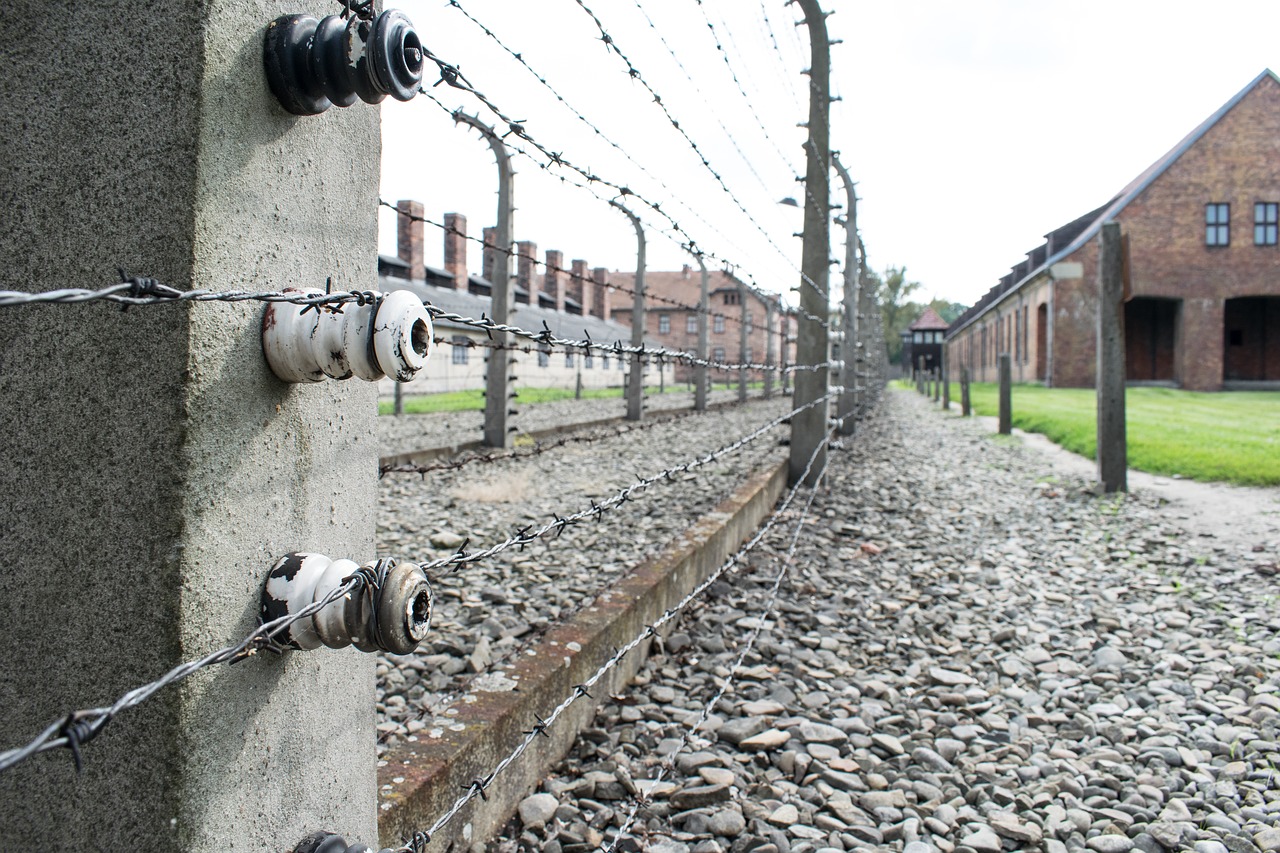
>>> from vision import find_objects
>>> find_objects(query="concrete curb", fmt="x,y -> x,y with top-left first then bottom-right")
376,458 -> 789,849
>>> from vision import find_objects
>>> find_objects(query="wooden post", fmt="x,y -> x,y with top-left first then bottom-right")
998,353 -> 1012,434
456,113 -> 515,450
694,253 -> 709,411
789,0 -> 832,487
1097,221 -> 1128,492
961,366 -> 971,416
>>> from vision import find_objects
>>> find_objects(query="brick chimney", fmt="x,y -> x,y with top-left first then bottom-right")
570,259 -> 589,314
396,199 -> 425,280
544,249 -> 566,312
516,240 -> 537,305
591,267 -> 610,320
443,213 -> 467,290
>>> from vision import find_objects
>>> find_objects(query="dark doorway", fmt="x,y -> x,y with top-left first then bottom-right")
1035,303 -> 1047,380
1125,297 -> 1179,382
1224,296 -> 1280,381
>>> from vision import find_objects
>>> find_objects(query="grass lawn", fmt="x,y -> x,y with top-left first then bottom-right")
376,381 -> 755,416
958,383 -> 1280,486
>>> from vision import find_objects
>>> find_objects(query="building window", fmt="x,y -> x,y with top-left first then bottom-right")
712,346 -> 726,364
585,353 -> 593,369
723,291 -> 739,306
1255,202 -> 1278,245
537,345 -> 550,367
658,314 -> 670,334
686,315 -> 698,334
451,335 -> 469,365
1206,203 -> 1230,246
601,354 -> 609,369
746,313 -> 754,334
714,315 -> 725,334
617,356 -> 624,370
565,351 -> 575,368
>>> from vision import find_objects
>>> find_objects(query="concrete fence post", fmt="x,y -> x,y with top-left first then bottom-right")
694,253 -> 709,412
612,202 -> 646,422
764,300 -> 776,400
738,279 -> 749,403
1097,221 -> 1128,492
933,368 -> 941,403
942,349 -> 951,411
0,3 -> 378,847
961,366 -> 972,416
998,353 -> 1012,435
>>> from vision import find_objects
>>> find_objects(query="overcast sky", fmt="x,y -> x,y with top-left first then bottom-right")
379,0 -> 1280,310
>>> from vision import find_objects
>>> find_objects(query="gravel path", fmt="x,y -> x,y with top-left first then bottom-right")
495,388 -> 1280,853
378,388 -> 765,457
374,396 -> 789,755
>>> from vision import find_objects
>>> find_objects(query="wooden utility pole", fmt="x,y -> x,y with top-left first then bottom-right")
1097,221 -> 1128,492
790,0 -> 832,487
833,152 -> 859,436
998,353 -> 1012,434
694,253 -> 709,411
456,112 -> 515,449
613,201 -> 646,421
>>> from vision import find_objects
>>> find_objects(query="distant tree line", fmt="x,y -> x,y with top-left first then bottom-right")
862,265 -> 967,365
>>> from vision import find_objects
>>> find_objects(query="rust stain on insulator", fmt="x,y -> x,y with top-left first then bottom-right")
260,553 -> 433,655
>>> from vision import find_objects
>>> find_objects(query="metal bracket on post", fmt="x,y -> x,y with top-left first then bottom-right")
264,10 -> 424,115
262,289 -> 433,384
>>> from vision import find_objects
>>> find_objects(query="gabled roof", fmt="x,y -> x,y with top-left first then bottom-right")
909,306 -> 948,331
949,68 -> 1280,338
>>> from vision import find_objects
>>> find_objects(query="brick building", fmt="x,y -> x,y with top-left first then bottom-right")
607,266 -> 794,383
377,200 -> 671,396
946,69 -> 1280,391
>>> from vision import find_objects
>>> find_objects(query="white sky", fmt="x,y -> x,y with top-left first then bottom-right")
379,1 -> 1280,310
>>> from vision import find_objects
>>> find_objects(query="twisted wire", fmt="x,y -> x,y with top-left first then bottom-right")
397,415 -> 837,853
602,426 -> 837,852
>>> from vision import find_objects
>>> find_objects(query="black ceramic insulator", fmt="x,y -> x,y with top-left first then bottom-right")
265,10 -> 424,116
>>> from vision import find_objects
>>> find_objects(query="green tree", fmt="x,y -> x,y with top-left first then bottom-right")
928,298 -> 968,325
876,266 -> 921,365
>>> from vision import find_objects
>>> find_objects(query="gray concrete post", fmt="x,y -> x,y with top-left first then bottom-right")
790,0 -> 832,487
1097,221 -> 1128,492
738,279 -> 750,403
764,300 -> 777,399
833,153 -> 859,436
0,3 -> 378,847
961,366 -> 972,416
933,369 -> 941,403
694,254 -> 709,412
998,354 -> 1013,435
456,113 -> 515,450
613,202 -> 646,422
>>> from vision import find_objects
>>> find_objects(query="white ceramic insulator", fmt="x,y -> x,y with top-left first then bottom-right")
262,288 -> 433,384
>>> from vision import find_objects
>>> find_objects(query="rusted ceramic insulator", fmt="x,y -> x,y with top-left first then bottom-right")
260,553 -> 433,655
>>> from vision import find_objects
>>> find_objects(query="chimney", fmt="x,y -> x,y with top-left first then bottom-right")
682,264 -> 691,280
396,199 -> 425,280
570,259 -> 589,315
516,240 -> 537,305
544,250 -> 566,312
482,226 -> 498,283
592,267 -> 610,320
443,212 -> 467,290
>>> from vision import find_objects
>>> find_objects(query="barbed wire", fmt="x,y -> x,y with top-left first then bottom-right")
391,415 -> 837,853
0,391 -> 835,776
754,0 -> 805,106
0,571 -> 369,773
410,391 -> 837,579
415,9 -> 828,310
603,425 -> 836,853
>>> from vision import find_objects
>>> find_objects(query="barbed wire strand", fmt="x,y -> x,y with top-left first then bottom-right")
601,425 -> 836,852
395,415 -> 837,853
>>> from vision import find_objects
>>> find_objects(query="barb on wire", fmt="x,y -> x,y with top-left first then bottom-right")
413,392 -> 837,578
396,416 -> 838,852
0,575 -> 366,773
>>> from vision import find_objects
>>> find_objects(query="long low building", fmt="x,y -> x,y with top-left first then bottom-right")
946,69 -> 1280,391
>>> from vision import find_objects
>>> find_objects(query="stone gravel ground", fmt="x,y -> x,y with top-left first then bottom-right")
374,395 -> 789,755
495,388 -> 1280,853
378,387 -> 764,457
